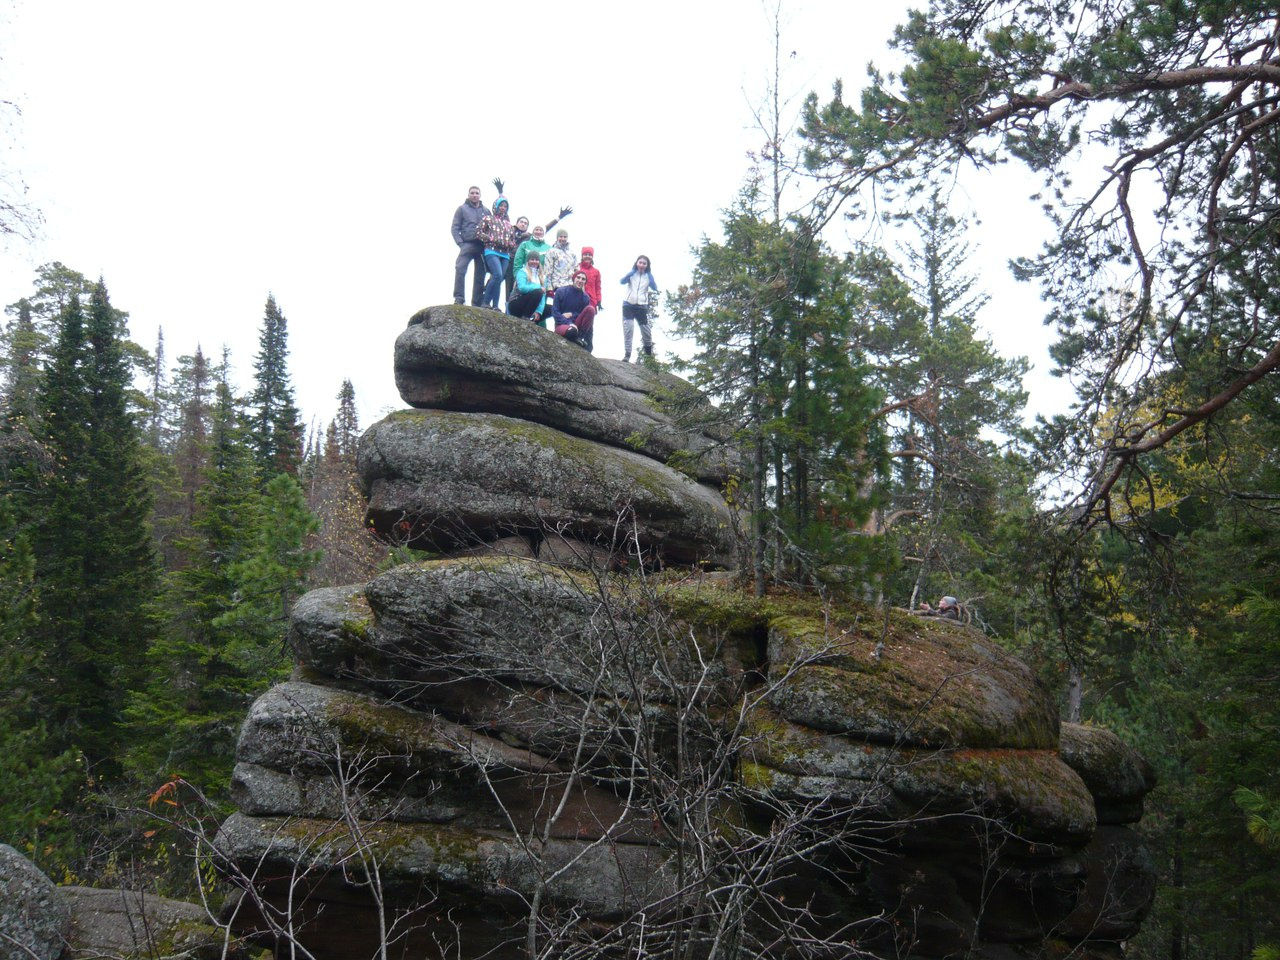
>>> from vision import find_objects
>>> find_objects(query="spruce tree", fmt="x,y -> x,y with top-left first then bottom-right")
2,298 -> 42,422
18,283 -> 159,774
849,191 -> 1031,612
127,379 -> 266,794
248,294 -> 303,479
333,378 -> 359,462
0,496 -> 81,867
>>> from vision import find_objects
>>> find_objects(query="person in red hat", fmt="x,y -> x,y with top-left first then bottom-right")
575,247 -> 603,313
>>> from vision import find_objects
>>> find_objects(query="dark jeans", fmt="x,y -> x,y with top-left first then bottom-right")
507,289 -> 545,321
453,241 -> 485,305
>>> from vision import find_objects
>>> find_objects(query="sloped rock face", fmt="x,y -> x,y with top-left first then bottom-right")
0,844 -> 69,960
217,305 -> 1156,959
61,886 -> 235,960
359,409 -> 734,566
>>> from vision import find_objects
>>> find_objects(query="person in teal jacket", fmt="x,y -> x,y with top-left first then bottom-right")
507,252 -> 547,324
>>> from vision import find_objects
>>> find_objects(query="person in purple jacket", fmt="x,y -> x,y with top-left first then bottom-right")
550,271 -> 596,352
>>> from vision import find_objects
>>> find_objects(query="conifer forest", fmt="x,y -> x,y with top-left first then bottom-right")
2,2 -> 1279,958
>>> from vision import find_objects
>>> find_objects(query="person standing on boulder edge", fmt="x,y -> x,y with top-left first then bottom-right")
619,254 -> 657,361
451,185 -> 487,306
477,196 -> 518,310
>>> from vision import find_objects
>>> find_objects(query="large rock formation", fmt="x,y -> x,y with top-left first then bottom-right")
215,306 -> 1156,959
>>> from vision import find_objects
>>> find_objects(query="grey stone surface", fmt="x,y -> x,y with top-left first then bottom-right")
231,680 -> 663,841
358,409 -> 734,567
741,706 -> 1096,846
766,612 -> 1060,750
1060,721 -> 1156,824
0,843 -> 68,960
394,305 -> 739,485
214,812 -> 678,921
61,886 -> 234,959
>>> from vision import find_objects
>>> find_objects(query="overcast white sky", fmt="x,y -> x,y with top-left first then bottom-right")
0,0 -> 1074,436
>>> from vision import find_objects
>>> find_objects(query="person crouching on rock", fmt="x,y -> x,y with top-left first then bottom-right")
507,252 -> 547,325
550,271 -> 596,352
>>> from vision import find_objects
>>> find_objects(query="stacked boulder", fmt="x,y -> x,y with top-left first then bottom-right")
215,306 -> 1155,959
364,305 -> 738,567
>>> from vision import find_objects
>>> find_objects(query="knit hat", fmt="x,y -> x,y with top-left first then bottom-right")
581,246 -> 594,258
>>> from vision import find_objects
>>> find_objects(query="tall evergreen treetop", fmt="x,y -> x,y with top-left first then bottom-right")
17,282 -> 158,773
333,379 -> 359,464
248,294 -> 303,479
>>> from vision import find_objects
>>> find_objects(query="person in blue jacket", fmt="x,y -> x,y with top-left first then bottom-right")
619,255 -> 657,361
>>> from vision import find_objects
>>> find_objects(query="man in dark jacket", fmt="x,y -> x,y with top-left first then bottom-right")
451,185 -> 486,305
550,271 -> 596,352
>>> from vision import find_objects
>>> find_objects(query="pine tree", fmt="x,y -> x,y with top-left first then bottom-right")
849,191 -> 1031,612
248,294 -> 303,479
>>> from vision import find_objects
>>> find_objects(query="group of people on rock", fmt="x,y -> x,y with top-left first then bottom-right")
451,179 -> 657,360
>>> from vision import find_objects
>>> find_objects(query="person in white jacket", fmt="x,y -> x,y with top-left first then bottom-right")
619,255 -> 657,361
